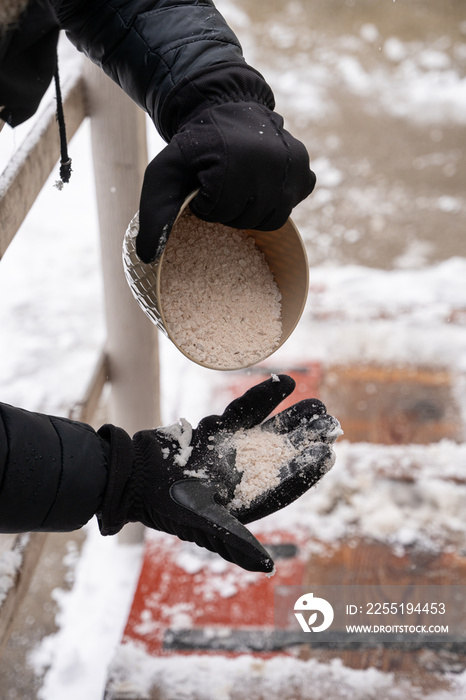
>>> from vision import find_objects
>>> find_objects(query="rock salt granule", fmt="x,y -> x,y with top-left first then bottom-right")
159,215 -> 282,369
222,417 -> 337,512
227,426 -> 296,511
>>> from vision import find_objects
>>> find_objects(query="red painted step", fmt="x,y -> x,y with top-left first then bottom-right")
123,528 -> 309,658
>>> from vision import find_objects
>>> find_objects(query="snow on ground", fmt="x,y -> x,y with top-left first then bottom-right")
105,643 -> 466,700
0,1 -> 465,698
250,440 -> 466,552
30,522 -> 143,700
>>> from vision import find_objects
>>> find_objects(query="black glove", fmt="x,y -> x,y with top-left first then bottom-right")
97,375 -> 340,574
136,64 -> 316,262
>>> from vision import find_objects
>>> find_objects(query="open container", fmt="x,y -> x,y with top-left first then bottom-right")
122,192 -> 309,370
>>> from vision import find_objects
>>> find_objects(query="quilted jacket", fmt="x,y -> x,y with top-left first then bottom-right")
0,0 -> 270,132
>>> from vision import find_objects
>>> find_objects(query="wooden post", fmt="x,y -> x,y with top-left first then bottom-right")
84,61 -> 161,543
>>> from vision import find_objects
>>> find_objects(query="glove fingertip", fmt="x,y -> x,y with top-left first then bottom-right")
229,540 -> 275,574
274,373 -> 296,395
136,218 -> 171,264
137,139 -> 198,263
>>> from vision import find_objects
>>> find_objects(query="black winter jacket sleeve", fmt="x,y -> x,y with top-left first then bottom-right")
1,0 -> 261,136
53,0 -> 252,138
0,403 -> 109,533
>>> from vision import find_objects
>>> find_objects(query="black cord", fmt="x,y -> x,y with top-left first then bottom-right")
54,60 -> 72,186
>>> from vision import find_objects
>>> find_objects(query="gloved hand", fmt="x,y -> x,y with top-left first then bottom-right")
136,65 -> 316,263
97,375 -> 340,574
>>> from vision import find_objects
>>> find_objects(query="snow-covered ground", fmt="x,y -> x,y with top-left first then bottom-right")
1,0 -> 465,697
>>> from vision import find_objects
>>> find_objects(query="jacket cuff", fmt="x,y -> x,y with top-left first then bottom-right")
97,424 -> 135,536
157,62 -> 276,142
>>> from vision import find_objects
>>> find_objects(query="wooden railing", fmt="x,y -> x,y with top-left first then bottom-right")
0,57 -> 161,654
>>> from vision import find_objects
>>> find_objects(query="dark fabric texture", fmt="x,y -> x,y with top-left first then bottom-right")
0,0 -> 59,126
137,88 -> 316,262
53,0 -> 247,133
158,62 -> 276,142
0,403 -> 109,533
1,0 -> 247,128
97,375 -> 339,573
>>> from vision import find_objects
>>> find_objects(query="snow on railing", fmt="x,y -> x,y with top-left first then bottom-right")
0,73 -> 86,259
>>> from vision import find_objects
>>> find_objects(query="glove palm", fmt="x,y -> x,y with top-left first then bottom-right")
98,376 -> 340,573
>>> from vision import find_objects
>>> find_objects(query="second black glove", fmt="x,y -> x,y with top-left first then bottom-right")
137,65 -> 316,263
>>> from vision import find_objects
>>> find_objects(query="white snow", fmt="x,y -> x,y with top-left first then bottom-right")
158,417 -> 194,466
0,548 -> 23,607
105,643 -> 466,700
0,119 -> 104,415
29,522 -> 143,700
247,440 -> 466,552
